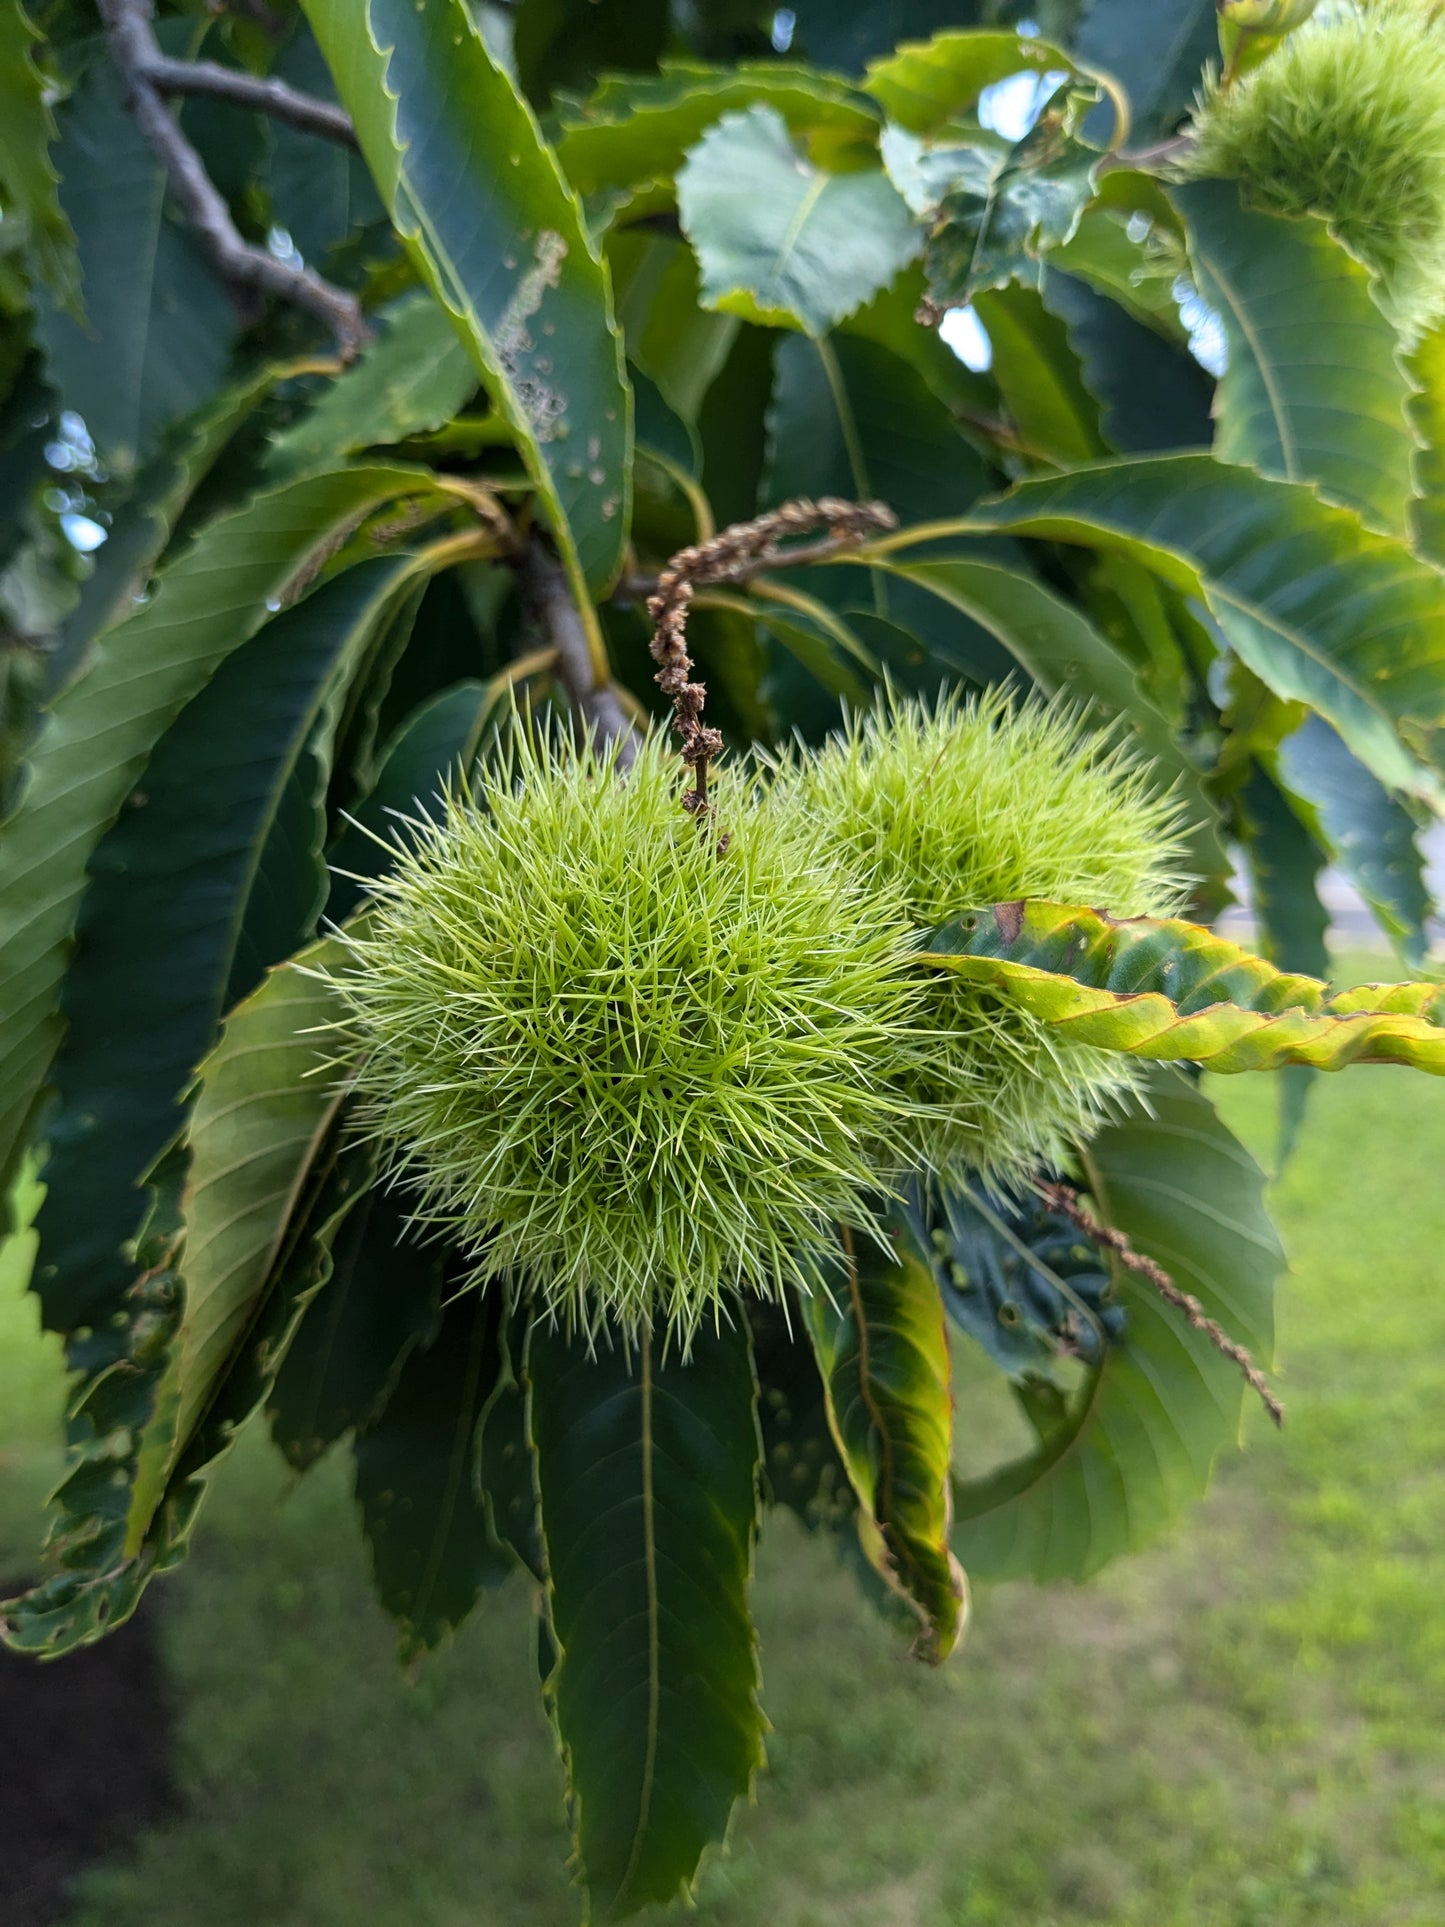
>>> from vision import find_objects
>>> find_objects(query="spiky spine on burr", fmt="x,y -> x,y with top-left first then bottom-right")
764,689 -> 1190,1187
328,728 -> 928,1346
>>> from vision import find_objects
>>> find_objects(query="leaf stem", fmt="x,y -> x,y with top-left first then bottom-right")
1038,1180 -> 1284,1427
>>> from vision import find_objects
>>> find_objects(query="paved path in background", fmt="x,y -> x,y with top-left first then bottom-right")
1215,822 -> 1445,950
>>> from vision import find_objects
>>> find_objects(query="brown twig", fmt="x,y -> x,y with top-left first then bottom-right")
142,55 -> 358,148
1038,1180 -> 1284,1428
647,497 -> 897,817
519,541 -> 640,766
97,0 -> 369,357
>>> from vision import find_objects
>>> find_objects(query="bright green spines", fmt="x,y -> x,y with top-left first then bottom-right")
331,730 -> 924,1345
766,690 -> 1188,1186
1190,3 -> 1445,338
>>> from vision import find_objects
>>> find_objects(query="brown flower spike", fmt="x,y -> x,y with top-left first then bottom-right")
647,497 -> 897,819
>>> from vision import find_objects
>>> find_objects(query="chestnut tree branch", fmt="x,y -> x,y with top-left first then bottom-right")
519,542 -> 640,764
142,55 -> 358,149
97,0 -> 369,357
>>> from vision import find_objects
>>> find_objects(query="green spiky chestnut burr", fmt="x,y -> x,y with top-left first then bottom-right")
329,728 -> 928,1347
1191,1 -> 1445,339
764,690 -> 1189,1189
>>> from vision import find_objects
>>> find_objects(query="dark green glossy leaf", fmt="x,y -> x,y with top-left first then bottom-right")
954,1070 -> 1281,1580
1238,761 -> 1330,980
474,1295 -> 543,1581
530,1315 -> 764,1920
302,0 -> 630,597
0,0 -> 80,311
1236,761 -> 1329,1164
609,233 -> 738,425
355,1285 -> 512,1660
763,328 -> 1001,694
268,1159 -> 442,1474
268,24 -> 384,268
327,678 -> 495,923
750,1300 -> 856,1533
1177,179 -> 1415,533
905,455 -> 1445,798
0,463 -> 432,1204
0,347 -> 50,567
515,0 -> 669,106
793,0 -> 986,74
36,24 -> 237,468
51,362 -> 294,691
1075,0 -> 1216,142
972,281 -> 1105,464
31,555 -> 425,1340
921,899 -> 1445,1072
803,1217 -> 967,1663
266,292 -> 478,481
1277,715 -> 1435,968
679,104 -> 918,336
1042,270 -> 1214,454
698,322 -> 774,529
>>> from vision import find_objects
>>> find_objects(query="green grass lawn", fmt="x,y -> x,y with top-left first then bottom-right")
3,970 -> 1443,1927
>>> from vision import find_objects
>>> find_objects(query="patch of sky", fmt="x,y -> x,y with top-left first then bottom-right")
940,307 -> 993,372
268,226 -> 305,271
61,513 -> 107,554
1174,274 -> 1229,377
978,69 -> 1070,143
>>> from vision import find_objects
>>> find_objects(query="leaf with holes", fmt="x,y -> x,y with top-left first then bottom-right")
882,83 -> 1103,312
301,0 -> 630,597
920,899 -> 1445,1073
530,1315 -> 764,1920
802,1217 -> 968,1664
